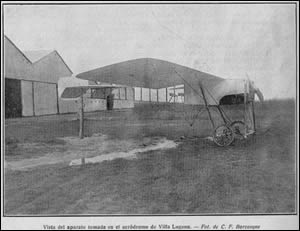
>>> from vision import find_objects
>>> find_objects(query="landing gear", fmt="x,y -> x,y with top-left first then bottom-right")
213,124 -> 234,147
212,121 -> 247,146
230,121 -> 247,140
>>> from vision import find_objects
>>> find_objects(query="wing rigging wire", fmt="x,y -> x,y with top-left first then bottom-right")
203,86 -> 232,124
172,69 -> 217,126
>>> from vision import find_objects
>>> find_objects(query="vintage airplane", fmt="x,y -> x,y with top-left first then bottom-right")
59,58 -> 264,146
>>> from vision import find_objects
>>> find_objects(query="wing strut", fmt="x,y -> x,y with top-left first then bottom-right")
79,92 -> 84,139
199,82 -> 215,130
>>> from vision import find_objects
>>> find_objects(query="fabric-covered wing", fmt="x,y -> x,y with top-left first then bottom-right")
76,58 -> 223,89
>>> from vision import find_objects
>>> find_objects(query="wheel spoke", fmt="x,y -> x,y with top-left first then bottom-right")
213,124 -> 234,146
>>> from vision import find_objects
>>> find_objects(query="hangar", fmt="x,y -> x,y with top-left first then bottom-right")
4,35 -> 73,118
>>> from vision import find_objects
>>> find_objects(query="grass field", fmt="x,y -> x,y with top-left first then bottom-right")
4,99 -> 296,215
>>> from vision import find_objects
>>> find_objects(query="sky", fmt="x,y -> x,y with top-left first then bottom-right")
3,4 -> 297,99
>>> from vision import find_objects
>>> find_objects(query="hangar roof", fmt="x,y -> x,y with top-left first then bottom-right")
76,58 -> 224,89
23,50 -> 54,63
4,35 -> 73,82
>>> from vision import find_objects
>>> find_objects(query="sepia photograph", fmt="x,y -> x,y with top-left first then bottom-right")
1,1 -> 299,230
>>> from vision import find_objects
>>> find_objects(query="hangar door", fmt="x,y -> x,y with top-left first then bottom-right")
33,82 -> 58,116
5,78 -> 22,118
21,81 -> 34,116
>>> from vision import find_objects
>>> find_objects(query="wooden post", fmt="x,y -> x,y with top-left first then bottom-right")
157,89 -> 159,102
199,83 -> 215,130
251,101 -> 256,132
133,88 -> 135,101
79,94 -> 84,139
149,88 -> 151,102
173,86 -> 176,103
166,88 -> 168,102
140,88 -> 142,101
32,81 -> 35,116
55,83 -> 60,114
244,79 -> 248,131
249,80 -> 256,133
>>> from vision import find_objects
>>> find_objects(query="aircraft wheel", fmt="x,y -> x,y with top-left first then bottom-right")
213,124 -> 234,147
230,121 -> 247,140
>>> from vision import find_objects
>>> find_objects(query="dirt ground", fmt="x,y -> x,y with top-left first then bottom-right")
4,99 -> 296,215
